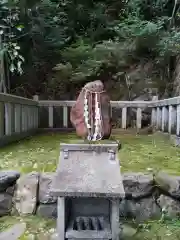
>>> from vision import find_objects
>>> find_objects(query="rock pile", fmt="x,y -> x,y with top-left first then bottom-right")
120,171 -> 180,221
1,170 -> 180,222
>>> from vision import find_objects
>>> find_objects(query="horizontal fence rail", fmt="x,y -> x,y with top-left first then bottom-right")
38,100 -> 150,108
38,98 -> 151,130
1,92 -> 180,147
38,96 -> 180,135
0,93 -> 39,146
151,96 -> 180,107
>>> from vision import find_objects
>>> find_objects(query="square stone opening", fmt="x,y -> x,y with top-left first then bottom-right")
64,198 -> 112,239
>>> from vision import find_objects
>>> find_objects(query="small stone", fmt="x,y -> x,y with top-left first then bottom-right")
121,224 -> 137,238
36,204 -> 57,218
14,172 -> 39,215
0,170 -> 20,192
39,173 -> 57,204
0,193 -> 12,216
157,195 -> 180,218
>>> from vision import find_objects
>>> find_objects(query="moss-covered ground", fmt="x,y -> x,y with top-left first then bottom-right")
1,130 -> 180,174
1,130 -> 180,239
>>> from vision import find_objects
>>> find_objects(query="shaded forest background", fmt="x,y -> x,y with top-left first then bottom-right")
1,0 -> 180,101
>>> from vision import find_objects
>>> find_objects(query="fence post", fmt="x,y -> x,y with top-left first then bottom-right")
48,106 -> 54,128
33,95 -> 39,128
168,105 -> 176,133
0,102 -> 4,137
5,103 -> 12,135
136,108 -> 142,129
177,105 -> 180,136
14,104 -> 21,133
156,107 -> 162,130
63,106 -> 68,128
151,96 -> 158,127
122,107 -> 127,129
162,106 -> 168,132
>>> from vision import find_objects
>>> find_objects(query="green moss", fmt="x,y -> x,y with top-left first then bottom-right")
0,131 -> 180,175
1,131 -> 180,239
0,215 -> 55,239
120,219 -> 180,240
117,132 -> 180,175
133,220 -> 180,240
0,132 -> 77,173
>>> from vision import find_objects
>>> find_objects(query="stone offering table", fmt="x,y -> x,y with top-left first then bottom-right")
50,141 -> 125,240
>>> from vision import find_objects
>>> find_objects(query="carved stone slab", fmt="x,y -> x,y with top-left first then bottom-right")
50,142 -> 125,198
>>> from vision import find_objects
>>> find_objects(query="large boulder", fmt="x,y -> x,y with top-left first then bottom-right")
0,193 -> 13,216
123,172 -> 154,198
39,173 -> 57,204
70,80 -> 112,140
14,172 -> 39,215
119,198 -> 161,222
0,171 -> 20,192
120,173 -> 161,222
154,171 -> 180,198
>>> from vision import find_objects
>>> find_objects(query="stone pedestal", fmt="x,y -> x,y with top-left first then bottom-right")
50,141 -> 125,240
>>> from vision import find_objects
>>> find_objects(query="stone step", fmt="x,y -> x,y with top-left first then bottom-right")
0,223 -> 26,240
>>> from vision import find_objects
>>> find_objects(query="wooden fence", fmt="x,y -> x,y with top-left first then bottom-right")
38,98 -> 149,130
151,96 -> 180,135
0,94 -> 39,146
35,95 -> 180,135
1,93 -> 180,146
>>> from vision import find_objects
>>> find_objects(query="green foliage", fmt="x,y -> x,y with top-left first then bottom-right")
50,0 -> 180,92
0,0 -> 25,74
158,30 -> 180,57
2,0 -> 180,96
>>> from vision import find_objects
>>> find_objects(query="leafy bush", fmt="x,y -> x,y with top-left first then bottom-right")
1,0 -> 180,97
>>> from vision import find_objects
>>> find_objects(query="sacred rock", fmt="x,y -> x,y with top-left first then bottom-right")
70,80 -> 112,140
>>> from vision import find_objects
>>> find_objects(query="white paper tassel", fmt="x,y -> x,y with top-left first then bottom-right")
84,90 -> 91,138
83,90 -> 103,141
